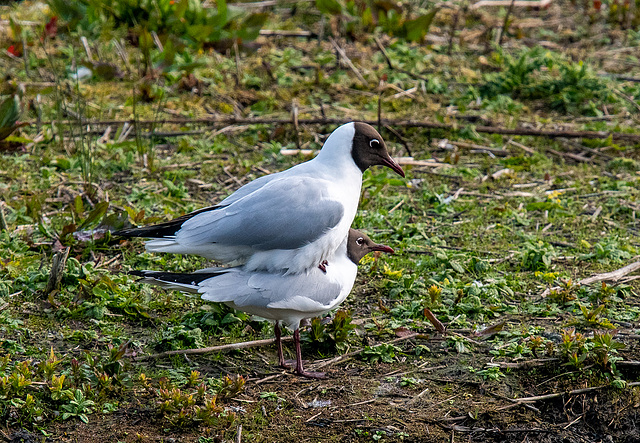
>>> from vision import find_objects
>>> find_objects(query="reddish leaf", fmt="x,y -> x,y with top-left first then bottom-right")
394,327 -> 413,337
0,122 -> 28,142
51,238 -> 64,252
60,223 -> 77,242
424,308 -> 446,334
44,16 -> 58,39
134,209 -> 145,223
7,44 -> 22,57
473,321 -> 505,337
0,140 -> 25,153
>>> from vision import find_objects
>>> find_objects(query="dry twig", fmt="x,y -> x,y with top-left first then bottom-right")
578,260 -> 640,286
374,37 -> 430,83
26,116 -> 640,143
259,29 -> 316,38
486,358 -> 559,369
508,382 -> 640,404
471,0 -> 552,8
44,247 -> 70,297
134,336 -> 294,361
311,332 -> 423,370
329,37 -> 367,86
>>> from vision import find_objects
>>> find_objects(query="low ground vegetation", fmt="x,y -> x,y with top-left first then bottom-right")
2,0 -> 640,441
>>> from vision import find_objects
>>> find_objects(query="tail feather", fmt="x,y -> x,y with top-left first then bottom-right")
114,206 -> 220,239
129,269 -> 229,293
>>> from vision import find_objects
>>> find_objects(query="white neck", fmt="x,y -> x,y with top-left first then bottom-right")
314,123 -> 358,173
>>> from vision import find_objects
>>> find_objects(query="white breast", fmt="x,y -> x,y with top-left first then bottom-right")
243,164 -> 362,275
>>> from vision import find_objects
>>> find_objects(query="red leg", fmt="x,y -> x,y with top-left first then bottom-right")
318,260 -> 328,273
293,329 -> 326,379
274,321 -> 290,369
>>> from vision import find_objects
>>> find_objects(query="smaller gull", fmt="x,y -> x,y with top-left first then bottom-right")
131,229 -> 394,378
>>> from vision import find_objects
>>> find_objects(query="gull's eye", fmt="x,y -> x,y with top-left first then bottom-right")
369,139 -> 380,148
356,237 -> 364,245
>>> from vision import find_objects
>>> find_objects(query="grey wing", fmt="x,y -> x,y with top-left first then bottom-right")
217,173 -> 278,206
244,271 -> 343,311
197,269 -> 278,308
175,176 -> 344,251
198,269 -> 264,303
198,269 -> 342,313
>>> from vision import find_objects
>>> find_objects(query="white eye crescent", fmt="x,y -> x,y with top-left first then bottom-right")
356,237 -> 364,245
369,139 -> 380,148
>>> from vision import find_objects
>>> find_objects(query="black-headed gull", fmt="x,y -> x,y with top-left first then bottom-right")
131,229 -> 393,378
116,122 -> 403,274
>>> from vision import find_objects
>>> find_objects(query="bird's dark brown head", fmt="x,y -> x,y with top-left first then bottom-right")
351,122 -> 405,177
346,228 -> 394,264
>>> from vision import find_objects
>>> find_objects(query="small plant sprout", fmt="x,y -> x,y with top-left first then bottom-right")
534,271 -> 560,284
49,374 -> 70,401
548,279 -> 577,304
326,310 -> 357,348
0,355 -> 10,372
70,358 -> 84,386
186,370 -> 201,388
580,304 -> 614,329
527,336 -> 544,357
259,392 -> 282,401
216,374 -> 246,401
39,348 -> 62,381
428,284 -> 442,305
152,375 -> 234,429
97,372 -> 112,392
565,352 -> 588,370
475,366 -> 506,381
560,328 -> 587,357
521,241 -> 556,271
139,373 -> 151,389
9,371 -> 32,395
446,335 -> 470,354
592,331 -> 625,373
61,389 -> 95,423
361,343 -> 401,363
11,393 -> 44,424
594,282 -> 616,305
400,377 -> 420,388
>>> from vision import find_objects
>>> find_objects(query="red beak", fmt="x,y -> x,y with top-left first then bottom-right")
380,155 -> 405,178
371,244 -> 394,255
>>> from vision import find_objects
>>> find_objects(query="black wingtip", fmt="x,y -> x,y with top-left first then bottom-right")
113,225 -> 176,239
113,206 -> 222,239
128,270 -> 227,286
128,270 -> 146,278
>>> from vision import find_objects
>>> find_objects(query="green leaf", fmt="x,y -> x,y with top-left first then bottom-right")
0,124 -> 27,141
78,201 -> 109,230
316,0 -> 342,15
237,13 -> 268,41
402,9 -> 438,42
221,312 -> 242,325
450,260 -> 465,273
162,38 -> 177,67
0,95 -> 20,130
175,0 -> 190,18
73,195 -> 84,218
216,0 -> 228,21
